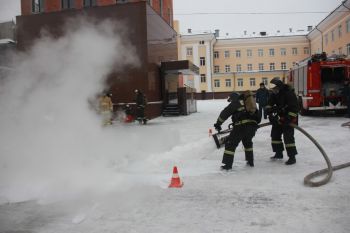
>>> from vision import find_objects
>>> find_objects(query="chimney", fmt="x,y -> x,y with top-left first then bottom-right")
244,30 -> 247,35
187,28 -> 192,33
277,30 -> 280,33
289,28 -> 293,33
214,29 -> 220,37
307,25 -> 313,31
260,31 -> 266,36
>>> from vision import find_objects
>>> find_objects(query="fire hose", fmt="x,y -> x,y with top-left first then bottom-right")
213,122 -> 350,187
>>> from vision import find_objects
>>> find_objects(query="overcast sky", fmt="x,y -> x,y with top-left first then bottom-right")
0,0 -> 344,36
173,0 -> 343,37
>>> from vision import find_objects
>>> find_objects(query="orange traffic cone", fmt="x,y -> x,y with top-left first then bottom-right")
168,166 -> 183,188
209,128 -> 212,137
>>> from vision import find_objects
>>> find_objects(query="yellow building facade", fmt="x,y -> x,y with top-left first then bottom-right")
177,0 -> 350,95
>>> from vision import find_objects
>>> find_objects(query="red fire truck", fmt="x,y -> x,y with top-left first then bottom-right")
289,54 -> 350,115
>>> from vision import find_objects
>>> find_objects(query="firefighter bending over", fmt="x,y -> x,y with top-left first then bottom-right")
214,91 -> 261,170
134,89 -> 147,124
99,92 -> 113,126
266,78 -> 299,165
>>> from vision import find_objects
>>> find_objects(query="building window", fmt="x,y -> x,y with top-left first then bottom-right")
338,25 -> 342,38
236,64 -> 242,72
247,49 -> 252,57
224,50 -> 230,58
32,0 -> 44,13
214,51 -> 219,59
258,49 -> 263,57
62,0 -> 75,9
269,48 -> 275,56
200,57 -> 205,66
250,78 -> 256,87
214,79 -> 220,88
347,44 -> 350,56
281,62 -> 286,70
347,19 -> 350,33
270,63 -> 275,71
339,47 -> 343,55
292,48 -> 298,55
200,74 -> 206,83
259,63 -> 264,71
83,0 -> 96,6
304,47 -> 310,55
225,79 -> 231,87
236,50 -> 241,58
225,65 -> 231,73
247,64 -> 253,71
262,77 -> 268,86
325,34 -> 328,45
199,40 -> 205,45
214,66 -> 220,73
331,30 -> 335,41
186,47 -> 193,56
237,78 -> 243,87
280,48 -> 286,56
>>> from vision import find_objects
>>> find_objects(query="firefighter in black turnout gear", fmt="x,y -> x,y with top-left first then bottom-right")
134,89 -> 147,124
214,92 -> 261,170
265,78 -> 299,165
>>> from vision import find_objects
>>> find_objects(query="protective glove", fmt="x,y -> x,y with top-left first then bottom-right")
214,122 -> 222,132
285,115 -> 297,125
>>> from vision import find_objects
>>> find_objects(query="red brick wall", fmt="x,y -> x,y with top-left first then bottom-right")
97,0 -> 116,6
21,0 -> 173,26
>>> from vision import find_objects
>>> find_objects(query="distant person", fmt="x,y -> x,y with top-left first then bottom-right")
255,82 -> 269,119
99,92 -> 113,126
134,89 -> 147,124
265,78 -> 299,165
341,80 -> 350,118
213,91 -> 261,170
123,104 -> 134,123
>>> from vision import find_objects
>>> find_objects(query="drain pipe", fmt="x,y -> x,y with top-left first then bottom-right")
315,26 -> 324,53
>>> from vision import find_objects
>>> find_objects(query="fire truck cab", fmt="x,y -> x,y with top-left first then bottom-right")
289,54 -> 350,115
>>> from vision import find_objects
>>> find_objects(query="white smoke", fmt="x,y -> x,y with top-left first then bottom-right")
0,17 -> 155,203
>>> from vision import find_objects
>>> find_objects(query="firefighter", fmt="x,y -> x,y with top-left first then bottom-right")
214,92 -> 260,170
134,89 -> 147,124
341,80 -> 350,118
265,78 -> 299,165
99,92 -> 113,126
256,82 -> 270,119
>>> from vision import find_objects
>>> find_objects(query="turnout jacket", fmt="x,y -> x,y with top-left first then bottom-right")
266,84 -> 299,119
216,100 -> 260,126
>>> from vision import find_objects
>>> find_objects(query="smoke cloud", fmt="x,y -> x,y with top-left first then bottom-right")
0,17 -> 167,204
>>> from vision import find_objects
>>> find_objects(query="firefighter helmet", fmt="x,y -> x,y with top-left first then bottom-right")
227,92 -> 240,103
270,78 -> 284,88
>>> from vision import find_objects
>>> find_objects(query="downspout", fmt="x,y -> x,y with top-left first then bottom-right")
315,26 -> 323,53
210,35 -> 217,99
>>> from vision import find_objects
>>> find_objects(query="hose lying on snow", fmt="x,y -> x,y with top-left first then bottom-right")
259,122 -> 350,187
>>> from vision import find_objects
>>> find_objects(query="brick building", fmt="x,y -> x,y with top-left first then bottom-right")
21,0 -> 173,26
17,1 -> 197,118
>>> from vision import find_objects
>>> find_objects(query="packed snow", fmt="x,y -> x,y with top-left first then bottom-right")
1,17 -> 350,233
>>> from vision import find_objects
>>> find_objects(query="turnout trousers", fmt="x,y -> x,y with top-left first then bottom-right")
222,124 -> 257,167
271,124 -> 297,157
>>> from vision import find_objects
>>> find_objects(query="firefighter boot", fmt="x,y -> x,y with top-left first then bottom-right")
245,153 -> 254,167
220,164 -> 232,171
285,155 -> 296,165
270,152 -> 283,160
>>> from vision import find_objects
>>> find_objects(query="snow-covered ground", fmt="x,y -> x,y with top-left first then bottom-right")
1,99 -> 350,233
